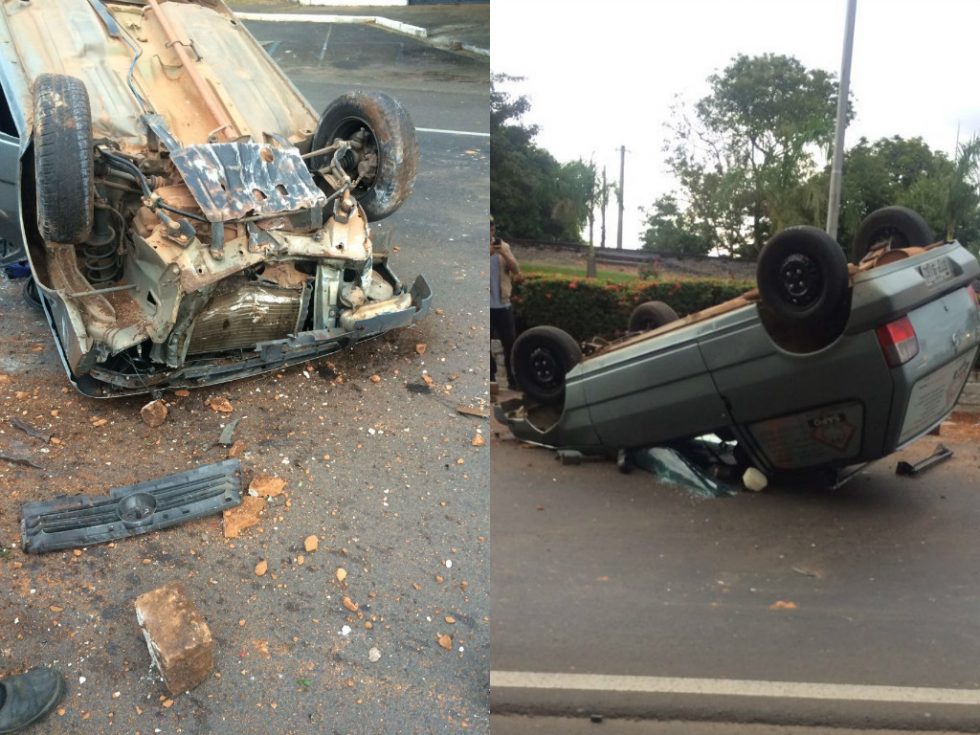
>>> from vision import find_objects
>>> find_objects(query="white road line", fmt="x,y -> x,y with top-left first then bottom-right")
417,127 -> 489,138
490,671 -> 980,706
236,12 -> 427,38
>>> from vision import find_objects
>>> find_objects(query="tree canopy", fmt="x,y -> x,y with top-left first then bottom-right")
490,75 -> 596,242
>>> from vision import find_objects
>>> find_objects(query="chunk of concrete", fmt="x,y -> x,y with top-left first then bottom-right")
135,582 -> 213,695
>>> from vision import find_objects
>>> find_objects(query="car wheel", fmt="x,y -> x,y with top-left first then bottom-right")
22,277 -> 42,311
757,226 -> 848,324
628,300 -> 678,333
512,326 -> 582,405
311,91 -> 418,221
33,74 -> 94,243
851,206 -> 934,262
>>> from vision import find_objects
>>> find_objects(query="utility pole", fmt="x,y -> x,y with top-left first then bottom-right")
600,166 -> 608,249
616,145 -> 626,249
825,0 -> 857,239
587,159 -> 596,277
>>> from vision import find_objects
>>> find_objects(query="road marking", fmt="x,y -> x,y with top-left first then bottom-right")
237,12 -> 427,38
416,127 -> 489,138
491,671 -> 980,706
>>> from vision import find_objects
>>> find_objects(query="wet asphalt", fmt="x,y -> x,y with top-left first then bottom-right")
490,419 -> 980,732
0,18 -> 488,735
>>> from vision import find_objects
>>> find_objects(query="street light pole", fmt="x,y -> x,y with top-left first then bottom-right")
616,145 -> 626,250
825,0 -> 857,239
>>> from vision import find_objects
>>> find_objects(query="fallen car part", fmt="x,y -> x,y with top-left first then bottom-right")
896,443 -> 953,477
218,417 -> 241,446
21,459 -> 243,553
0,453 -> 42,469
9,418 -> 52,443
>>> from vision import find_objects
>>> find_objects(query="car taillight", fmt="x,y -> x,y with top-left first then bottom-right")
876,317 -> 919,367
968,284 -> 979,308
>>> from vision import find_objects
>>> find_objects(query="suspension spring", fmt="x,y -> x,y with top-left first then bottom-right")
82,204 -> 121,286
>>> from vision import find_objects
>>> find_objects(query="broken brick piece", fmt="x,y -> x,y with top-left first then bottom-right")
135,582 -> 213,695
222,495 -> 265,539
140,399 -> 168,428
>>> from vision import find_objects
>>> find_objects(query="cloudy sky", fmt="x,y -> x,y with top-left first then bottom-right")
491,0 -> 980,247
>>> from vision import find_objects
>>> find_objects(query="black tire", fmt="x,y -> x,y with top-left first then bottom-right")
628,300 -> 678,333
22,277 -> 42,311
512,326 -> 582,405
33,74 -> 94,243
310,91 -> 418,221
851,206 -> 934,262
757,226 -> 848,324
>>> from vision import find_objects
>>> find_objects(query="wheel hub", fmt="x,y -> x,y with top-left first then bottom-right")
528,347 -> 559,387
779,253 -> 822,306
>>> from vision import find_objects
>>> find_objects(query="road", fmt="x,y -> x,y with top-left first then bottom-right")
0,19 -> 488,735
491,412 -> 980,732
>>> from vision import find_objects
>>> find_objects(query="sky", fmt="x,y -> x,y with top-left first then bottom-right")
491,0 -> 980,248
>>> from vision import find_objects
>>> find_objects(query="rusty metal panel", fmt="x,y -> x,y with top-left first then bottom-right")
170,141 -> 325,222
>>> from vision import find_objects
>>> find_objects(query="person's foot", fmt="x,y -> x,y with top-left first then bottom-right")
0,668 -> 64,734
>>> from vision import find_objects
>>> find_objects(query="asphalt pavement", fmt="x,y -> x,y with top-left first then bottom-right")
491,413 -> 980,732
0,15 -> 488,735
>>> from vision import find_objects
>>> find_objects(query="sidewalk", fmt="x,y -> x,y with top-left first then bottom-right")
228,1 -> 490,55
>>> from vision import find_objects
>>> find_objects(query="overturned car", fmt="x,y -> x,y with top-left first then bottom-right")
0,0 -> 430,396
498,208 -> 980,484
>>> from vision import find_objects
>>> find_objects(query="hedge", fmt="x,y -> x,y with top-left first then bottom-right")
511,275 -> 755,342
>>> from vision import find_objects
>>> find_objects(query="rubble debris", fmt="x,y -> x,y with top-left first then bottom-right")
206,396 -> 234,414
342,596 -> 359,612
471,434 -> 485,447
436,633 -> 453,650
140,399 -> 168,428
415,343 -> 427,356
21,460 -> 243,553
0,452 -> 42,469
304,535 -> 319,552
218,418 -> 242,446
742,467 -> 768,492
336,568 -> 348,582
9,417 -> 52,442
227,440 -> 246,459
255,560 -> 268,577
248,474 -> 286,497
223,496 -> 266,539
896,443 -> 953,477
455,404 -> 489,419
368,647 -> 381,662
135,582 -> 214,696
769,600 -> 798,610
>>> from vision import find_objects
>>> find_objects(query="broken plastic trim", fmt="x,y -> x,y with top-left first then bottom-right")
20,459 -> 243,553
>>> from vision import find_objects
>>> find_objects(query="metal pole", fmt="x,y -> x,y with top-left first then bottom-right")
616,145 -> 625,249
825,0 -> 857,239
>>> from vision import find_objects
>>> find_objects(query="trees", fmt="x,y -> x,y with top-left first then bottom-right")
651,54 -> 846,257
490,75 -> 594,242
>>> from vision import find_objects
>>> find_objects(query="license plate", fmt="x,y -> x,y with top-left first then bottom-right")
919,257 -> 954,288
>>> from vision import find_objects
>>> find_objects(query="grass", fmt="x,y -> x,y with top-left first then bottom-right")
522,262 -> 641,284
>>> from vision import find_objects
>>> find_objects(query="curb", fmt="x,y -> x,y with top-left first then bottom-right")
234,11 -> 427,38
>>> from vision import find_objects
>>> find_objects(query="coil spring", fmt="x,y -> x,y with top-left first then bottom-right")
83,206 -> 120,286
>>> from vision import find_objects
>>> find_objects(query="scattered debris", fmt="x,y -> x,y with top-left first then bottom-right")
218,418 -> 242,446
304,535 -> 319,553
135,582 -> 214,696
140,399 -> 168,428
792,566 -> 821,578
415,343 -> 427,356
255,560 -> 268,577
368,647 -> 381,663
742,467 -> 768,492
896,443 -> 953,477
227,440 -> 246,459
456,404 -> 489,419
370,374 -> 381,384
421,373 -> 434,388
223,496 -> 266,539
769,600 -> 798,610
0,452 -> 42,469
436,633 -> 453,650
22,459 -> 243,553
445,615 -> 456,624
248,474 -> 286,497
9,417 -> 52,442
336,568 -> 348,583
206,396 -> 234,413
342,596 -> 359,612
471,434 -> 485,447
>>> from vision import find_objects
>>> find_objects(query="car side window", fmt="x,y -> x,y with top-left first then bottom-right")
0,85 -> 17,137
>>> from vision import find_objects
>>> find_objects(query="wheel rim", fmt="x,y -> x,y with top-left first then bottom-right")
328,118 -> 380,194
528,346 -> 561,389
778,253 -> 822,306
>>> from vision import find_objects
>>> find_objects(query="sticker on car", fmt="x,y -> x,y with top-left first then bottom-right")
899,349 -> 976,444
748,401 -> 864,470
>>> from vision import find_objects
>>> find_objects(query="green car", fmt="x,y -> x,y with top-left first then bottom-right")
497,208 -> 980,481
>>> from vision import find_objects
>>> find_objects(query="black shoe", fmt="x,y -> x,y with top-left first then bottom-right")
0,668 -> 64,734
507,381 -> 518,391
